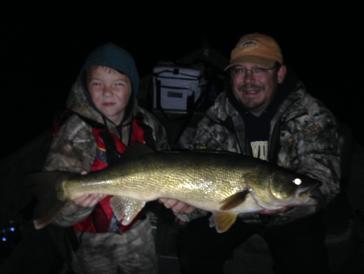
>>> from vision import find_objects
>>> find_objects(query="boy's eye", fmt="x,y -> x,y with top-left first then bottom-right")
90,81 -> 102,86
114,81 -> 126,87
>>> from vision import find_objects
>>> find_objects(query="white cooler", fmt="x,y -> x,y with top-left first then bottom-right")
153,65 -> 205,112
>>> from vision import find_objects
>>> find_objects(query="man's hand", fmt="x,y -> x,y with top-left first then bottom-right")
72,194 -> 106,208
159,198 -> 195,214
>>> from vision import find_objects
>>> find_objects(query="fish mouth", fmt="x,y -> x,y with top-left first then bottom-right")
296,181 -> 320,198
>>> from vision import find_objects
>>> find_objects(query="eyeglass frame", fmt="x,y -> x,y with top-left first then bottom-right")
229,63 -> 281,77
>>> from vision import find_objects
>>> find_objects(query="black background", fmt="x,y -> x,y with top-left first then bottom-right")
1,14 -> 362,158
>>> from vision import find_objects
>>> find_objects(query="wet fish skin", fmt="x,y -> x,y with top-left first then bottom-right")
30,151 -> 320,232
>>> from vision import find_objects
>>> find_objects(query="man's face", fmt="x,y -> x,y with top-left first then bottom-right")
87,66 -> 131,124
230,62 -> 286,113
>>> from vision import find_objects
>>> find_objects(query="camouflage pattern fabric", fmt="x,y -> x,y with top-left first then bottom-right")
71,219 -> 157,274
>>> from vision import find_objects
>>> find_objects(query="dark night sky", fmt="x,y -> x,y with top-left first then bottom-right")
0,15 -> 362,158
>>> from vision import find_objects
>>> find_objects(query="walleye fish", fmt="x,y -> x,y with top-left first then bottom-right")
29,150 -> 320,233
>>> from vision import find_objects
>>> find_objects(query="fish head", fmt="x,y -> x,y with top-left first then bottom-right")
268,170 -> 321,206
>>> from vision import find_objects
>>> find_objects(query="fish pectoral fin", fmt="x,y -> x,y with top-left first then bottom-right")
110,196 -> 146,226
219,188 -> 251,210
210,211 -> 237,233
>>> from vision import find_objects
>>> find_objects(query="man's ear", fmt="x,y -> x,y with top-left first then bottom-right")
277,65 -> 287,84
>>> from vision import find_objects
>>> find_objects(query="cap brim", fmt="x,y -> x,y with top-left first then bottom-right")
224,56 -> 277,71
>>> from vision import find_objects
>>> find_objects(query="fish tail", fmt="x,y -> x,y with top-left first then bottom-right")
27,171 -> 69,230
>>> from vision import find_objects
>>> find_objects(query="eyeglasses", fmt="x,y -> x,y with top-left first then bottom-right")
230,66 -> 277,77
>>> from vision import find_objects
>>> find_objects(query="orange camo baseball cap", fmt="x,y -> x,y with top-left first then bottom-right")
225,33 -> 283,70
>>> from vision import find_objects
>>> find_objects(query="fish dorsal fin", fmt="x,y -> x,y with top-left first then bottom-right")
220,188 -> 251,210
210,212 -> 238,233
110,196 -> 146,225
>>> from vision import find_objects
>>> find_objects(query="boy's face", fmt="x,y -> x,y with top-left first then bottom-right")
87,66 -> 131,124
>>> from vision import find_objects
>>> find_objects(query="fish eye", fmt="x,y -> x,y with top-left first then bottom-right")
292,178 -> 302,185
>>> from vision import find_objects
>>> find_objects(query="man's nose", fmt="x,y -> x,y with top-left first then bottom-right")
243,70 -> 255,83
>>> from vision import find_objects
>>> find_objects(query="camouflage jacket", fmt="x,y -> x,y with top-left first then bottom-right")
44,106 -> 169,226
178,81 -> 341,225
43,88 -> 167,274
43,105 -> 168,273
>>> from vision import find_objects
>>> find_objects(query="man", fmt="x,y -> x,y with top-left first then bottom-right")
161,33 -> 341,274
